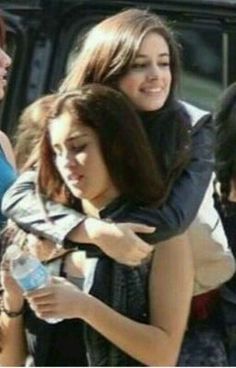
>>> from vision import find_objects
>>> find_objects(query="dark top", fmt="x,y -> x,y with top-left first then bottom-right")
23,198 -> 149,366
24,256 -> 88,367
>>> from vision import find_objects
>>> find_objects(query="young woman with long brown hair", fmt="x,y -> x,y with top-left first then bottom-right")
0,85 -> 193,366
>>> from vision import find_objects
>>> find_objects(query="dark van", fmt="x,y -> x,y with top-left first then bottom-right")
1,0 -> 236,137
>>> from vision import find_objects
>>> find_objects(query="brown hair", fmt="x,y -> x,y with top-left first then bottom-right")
60,8 -> 180,99
215,82 -> 236,206
38,84 -> 165,206
14,94 -> 57,171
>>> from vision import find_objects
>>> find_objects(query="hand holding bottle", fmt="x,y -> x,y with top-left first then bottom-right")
6,244 -> 62,324
25,276 -> 88,321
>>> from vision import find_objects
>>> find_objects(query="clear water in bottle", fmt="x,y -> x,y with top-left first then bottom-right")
7,244 -> 62,324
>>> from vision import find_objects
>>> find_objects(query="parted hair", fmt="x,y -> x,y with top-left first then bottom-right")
60,8 -> 180,99
38,84 -> 165,206
215,82 -> 236,206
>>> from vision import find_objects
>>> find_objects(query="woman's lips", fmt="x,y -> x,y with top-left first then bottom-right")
67,174 -> 84,183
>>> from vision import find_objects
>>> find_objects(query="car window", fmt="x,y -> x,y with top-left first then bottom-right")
175,23 -> 222,110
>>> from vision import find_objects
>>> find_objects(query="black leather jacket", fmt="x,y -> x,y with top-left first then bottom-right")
2,101 -> 214,246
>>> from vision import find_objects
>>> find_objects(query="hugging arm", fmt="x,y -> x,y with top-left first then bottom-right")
126,113 -> 214,241
1,170 -> 86,246
2,114 -> 213,246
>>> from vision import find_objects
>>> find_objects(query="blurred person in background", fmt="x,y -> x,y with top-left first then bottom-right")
0,12 -> 16,230
215,82 -> 236,366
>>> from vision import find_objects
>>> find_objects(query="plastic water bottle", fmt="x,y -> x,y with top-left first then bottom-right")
6,244 -> 62,324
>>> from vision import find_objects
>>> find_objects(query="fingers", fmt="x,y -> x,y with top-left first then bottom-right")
25,288 -> 52,299
0,259 -> 10,272
133,236 -> 154,253
125,223 -> 156,234
51,276 -> 66,284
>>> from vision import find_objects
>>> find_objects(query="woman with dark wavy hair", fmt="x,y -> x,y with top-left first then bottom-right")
0,84 -> 193,366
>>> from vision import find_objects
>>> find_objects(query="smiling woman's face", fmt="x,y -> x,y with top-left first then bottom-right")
118,32 -> 171,111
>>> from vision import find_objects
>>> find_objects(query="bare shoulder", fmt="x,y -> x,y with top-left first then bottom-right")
0,130 -> 9,143
0,130 -> 16,168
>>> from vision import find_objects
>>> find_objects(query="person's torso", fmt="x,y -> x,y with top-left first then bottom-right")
24,255 -> 88,367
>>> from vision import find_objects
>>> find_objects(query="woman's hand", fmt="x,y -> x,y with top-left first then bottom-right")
0,256 -> 24,312
69,218 -> 155,266
25,276 -> 88,321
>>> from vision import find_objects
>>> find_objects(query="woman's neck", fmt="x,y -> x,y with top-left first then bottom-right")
81,187 -> 120,218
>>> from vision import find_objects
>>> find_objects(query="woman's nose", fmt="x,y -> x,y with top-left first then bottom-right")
63,151 -> 78,167
147,64 -> 159,81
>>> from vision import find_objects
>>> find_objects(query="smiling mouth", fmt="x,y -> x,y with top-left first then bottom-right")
142,88 -> 162,94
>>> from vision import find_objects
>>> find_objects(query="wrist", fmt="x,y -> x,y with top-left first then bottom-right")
68,218 -> 99,244
80,218 -> 110,248
79,293 -> 96,322
2,292 -> 24,314
0,294 -> 24,318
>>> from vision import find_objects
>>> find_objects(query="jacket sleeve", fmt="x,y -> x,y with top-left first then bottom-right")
124,113 -> 214,242
1,170 -> 86,245
2,114 -> 214,245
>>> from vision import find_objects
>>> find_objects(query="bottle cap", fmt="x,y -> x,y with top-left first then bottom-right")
5,244 -> 22,260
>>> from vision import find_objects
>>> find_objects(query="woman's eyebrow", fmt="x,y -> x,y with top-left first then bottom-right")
67,133 -> 88,141
135,52 -> 170,58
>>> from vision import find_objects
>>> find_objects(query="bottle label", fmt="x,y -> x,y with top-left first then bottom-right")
17,263 -> 49,291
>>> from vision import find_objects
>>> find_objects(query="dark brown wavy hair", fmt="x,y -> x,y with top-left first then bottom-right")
14,94 -> 58,171
38,84 -> 166,207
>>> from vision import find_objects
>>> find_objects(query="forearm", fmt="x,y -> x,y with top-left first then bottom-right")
80,235 -> 193,366
81,294 -> 180,367
0,316 -> 26,366
0,294 -> 26,366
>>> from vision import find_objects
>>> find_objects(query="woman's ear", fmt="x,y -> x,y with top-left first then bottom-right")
228,179 -> 236,202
